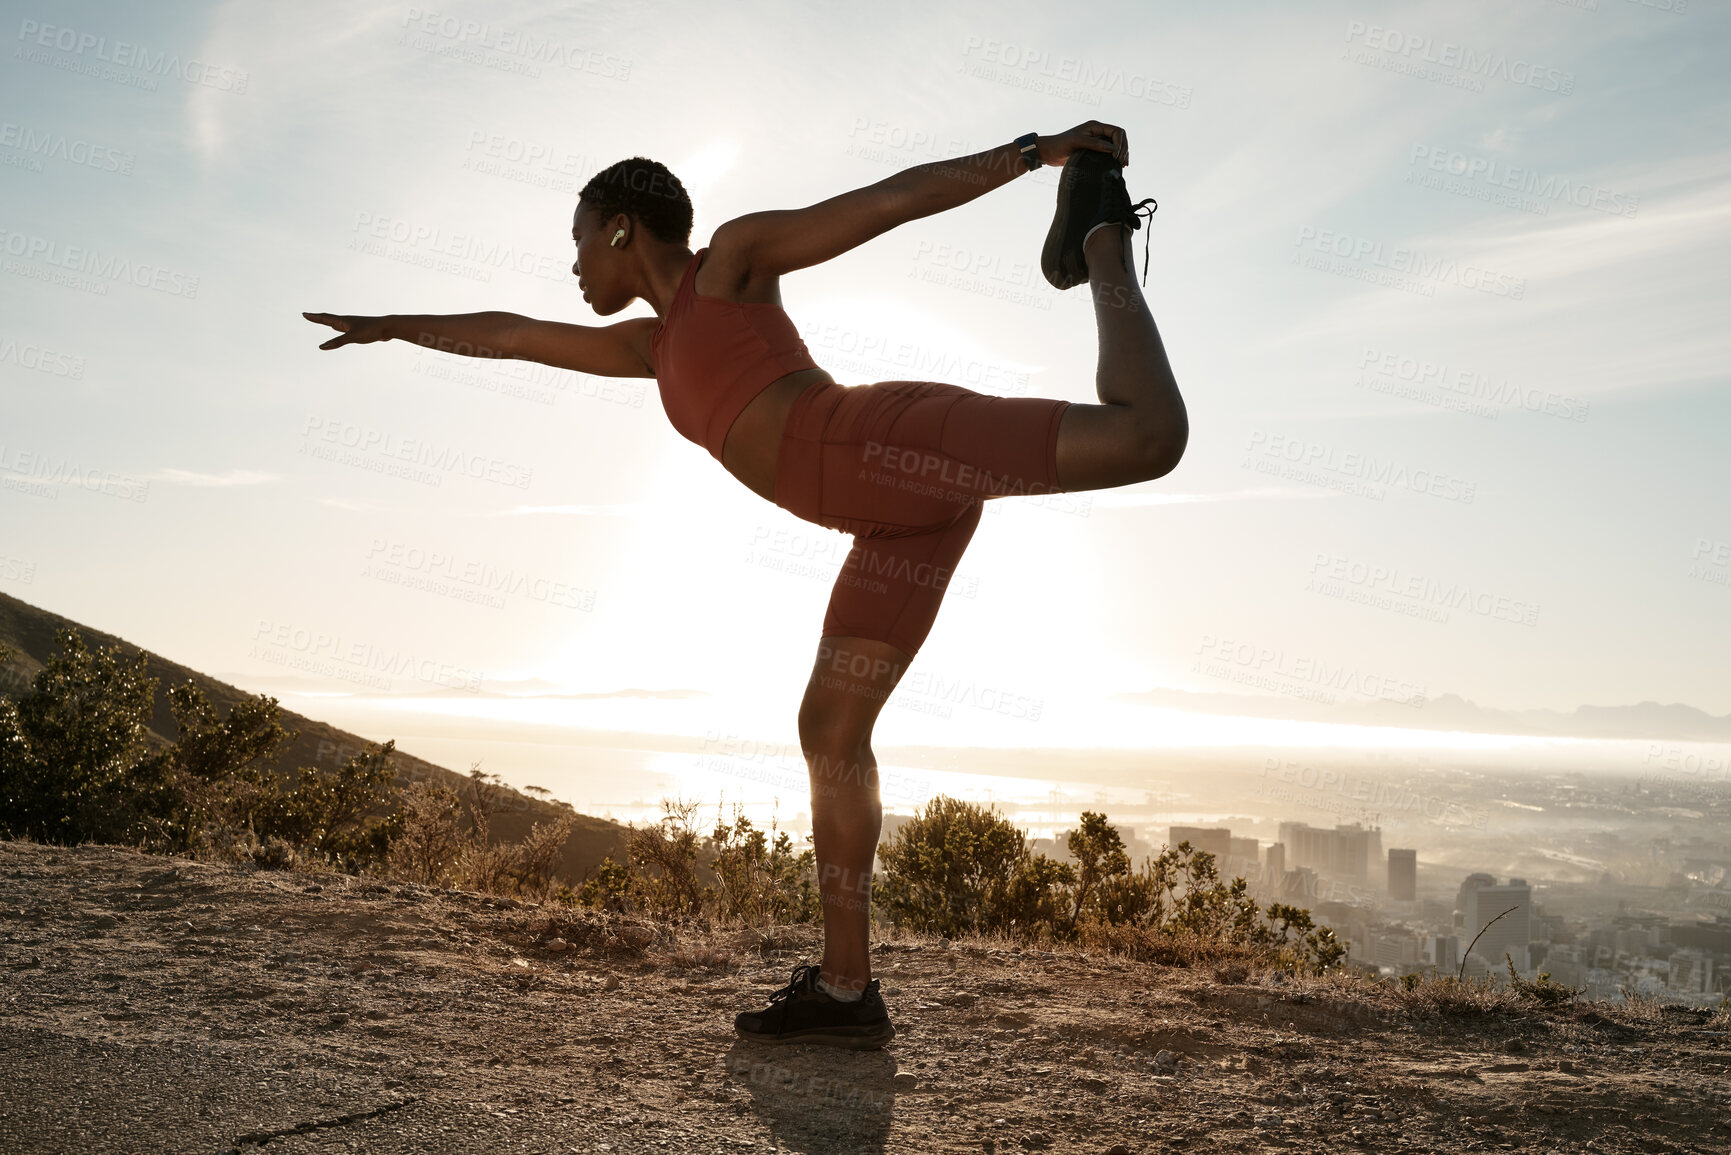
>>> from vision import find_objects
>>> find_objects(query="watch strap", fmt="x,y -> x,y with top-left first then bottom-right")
1014,132 -> 1040,171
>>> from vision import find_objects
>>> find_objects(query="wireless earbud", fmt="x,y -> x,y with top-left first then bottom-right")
610,229 -> 625,246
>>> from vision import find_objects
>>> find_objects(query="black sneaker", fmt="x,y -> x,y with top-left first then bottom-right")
733,963 -> 896,1050
1039,149 -> 1159,291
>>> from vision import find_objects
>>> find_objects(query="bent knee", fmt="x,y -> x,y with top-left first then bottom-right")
1137,414 -> 1188,480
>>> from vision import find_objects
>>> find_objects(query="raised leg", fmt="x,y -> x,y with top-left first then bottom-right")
1052,222 -> 1189,492
796,634 -> 911,994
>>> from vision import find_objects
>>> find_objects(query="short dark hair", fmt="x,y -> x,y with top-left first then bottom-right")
578,157 -> 692,246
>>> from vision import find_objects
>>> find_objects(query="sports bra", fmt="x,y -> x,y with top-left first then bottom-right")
649,247 -> 822,462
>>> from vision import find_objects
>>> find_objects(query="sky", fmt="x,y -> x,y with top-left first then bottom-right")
3,0 -> 1729,812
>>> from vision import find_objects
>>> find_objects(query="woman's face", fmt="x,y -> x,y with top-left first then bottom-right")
570,201 -> 624,314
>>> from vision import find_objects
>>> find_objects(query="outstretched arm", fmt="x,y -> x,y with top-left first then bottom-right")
722,121 -> 1130,278
301,311 -> 654,378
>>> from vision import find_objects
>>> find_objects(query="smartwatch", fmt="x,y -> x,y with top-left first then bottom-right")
1014,132 -> 1041,171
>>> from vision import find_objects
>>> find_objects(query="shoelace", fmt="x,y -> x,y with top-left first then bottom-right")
1127,196 -> 1158,287
764,963 -> 822,1034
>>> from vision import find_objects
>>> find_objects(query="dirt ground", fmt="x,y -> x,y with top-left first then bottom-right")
2,841 -> 1728,1154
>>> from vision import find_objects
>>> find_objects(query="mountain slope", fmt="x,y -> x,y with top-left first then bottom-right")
0,590 -> 629,882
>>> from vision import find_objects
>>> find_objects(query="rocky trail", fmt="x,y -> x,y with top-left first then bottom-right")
2,840 -> 1728,1154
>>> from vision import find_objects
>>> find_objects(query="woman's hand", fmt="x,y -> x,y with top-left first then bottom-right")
1036,122 -> 1129,168
303,312 -> 392,351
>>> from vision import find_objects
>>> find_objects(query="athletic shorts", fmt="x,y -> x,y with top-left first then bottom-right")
771,379 -> 1071,659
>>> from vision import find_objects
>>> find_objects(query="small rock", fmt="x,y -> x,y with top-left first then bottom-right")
89,914 -> 119,930
1255,1113 -> 1283,1128
893,1072 -> 919,1089
601,973 -> 621,990
938,937 -> 953,950
1502,1037 -> 1529,1054
1018,1135 -> 1050,1150
1104,1146 -> 1132,1155
1153,1050 -> 1179,1071
542,938 -> 571,952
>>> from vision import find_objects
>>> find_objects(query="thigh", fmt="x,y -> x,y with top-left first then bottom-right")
778,380 -> 1071,536
820,499 -> 982,661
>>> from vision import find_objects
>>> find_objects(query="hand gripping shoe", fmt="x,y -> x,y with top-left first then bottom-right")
733,963 -> 896,1050
1040,148 -> 1159,290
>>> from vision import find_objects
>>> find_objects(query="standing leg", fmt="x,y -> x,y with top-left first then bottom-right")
797,633 -> 912,994
1052,222 -> 1189,492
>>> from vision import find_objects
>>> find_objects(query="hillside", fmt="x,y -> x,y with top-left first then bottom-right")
0,590 -> 630,884
3,840 -> 1728,1153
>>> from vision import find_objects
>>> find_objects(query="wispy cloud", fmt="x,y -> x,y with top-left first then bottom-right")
146,469 -> 281,486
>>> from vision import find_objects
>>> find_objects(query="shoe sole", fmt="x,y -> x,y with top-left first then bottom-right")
1040,152 -> 1108,291
734,1019 -> 896,1050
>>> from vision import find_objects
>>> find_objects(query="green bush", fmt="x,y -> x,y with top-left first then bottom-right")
872,794 -> 1074,939
572,799 -> 819,927
0,628 -> 398,871
874,795 -> 1347,970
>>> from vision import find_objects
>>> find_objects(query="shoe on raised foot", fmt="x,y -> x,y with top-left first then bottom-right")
1039,148 -> 1159,291
733,963 -> 896,1050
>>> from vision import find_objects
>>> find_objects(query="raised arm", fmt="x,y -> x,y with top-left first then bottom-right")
720,121 -> 1130,278
302,311 -> 655,378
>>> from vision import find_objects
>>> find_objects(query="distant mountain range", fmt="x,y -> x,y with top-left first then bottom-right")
1112,687 -> 1731,742
0,591 -> 630,880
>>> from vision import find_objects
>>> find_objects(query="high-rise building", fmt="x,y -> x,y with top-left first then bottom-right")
1388,848 -> 1417,901
1278,821 -> 1379,882
1229,836 -> 1260,861
1265,841 -> 1286,885
1423,934 -> 1460,973
1458,874 -> 1531,974
1169,826 -> 1231,861
1669,948 -> 1714,994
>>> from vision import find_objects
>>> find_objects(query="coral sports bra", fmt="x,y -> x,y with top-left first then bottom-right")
649,247 -> 822,462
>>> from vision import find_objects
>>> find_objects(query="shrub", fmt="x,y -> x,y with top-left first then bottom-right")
0,631 -> 179,847
451,766 -> 575,900
873,795 -> 1073,939
875,795 -> 1347,970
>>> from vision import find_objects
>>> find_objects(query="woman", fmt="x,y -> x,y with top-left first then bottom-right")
304,120 -> 1185,1050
